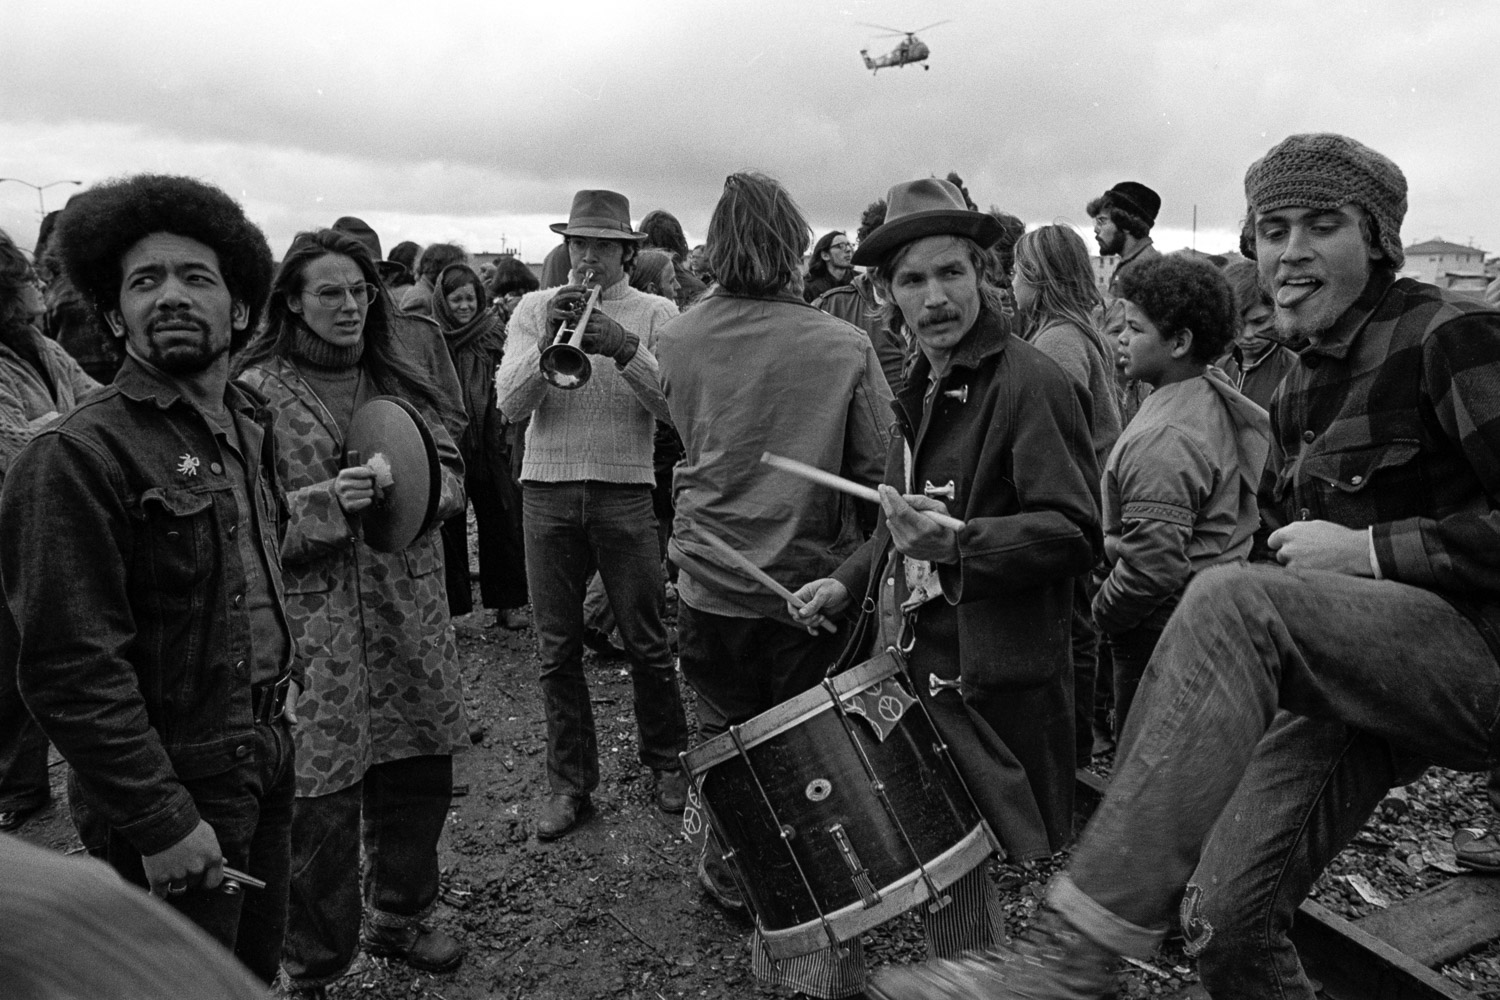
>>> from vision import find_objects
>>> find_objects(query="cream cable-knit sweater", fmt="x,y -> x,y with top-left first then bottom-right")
495,278 -> 675,484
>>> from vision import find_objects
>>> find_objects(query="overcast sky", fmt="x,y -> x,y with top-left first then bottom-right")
2,1 -> 1496,264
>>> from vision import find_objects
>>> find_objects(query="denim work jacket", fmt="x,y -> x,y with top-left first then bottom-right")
0,357 -> 294,856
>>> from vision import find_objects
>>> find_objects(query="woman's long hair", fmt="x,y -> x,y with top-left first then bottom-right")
235,228 -> 445,415
1013,225 -> 1104,342
0,228 -> 37,346
629,250 -> 674,295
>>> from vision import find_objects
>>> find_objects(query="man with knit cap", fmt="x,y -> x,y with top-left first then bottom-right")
1090,181 -> 1163,426
495,190 -> 689,841
870,134 -> 1500,1000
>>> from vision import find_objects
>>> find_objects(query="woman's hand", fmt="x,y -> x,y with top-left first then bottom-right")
335,465 -> 378,513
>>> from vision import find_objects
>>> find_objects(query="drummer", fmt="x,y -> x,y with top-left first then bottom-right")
792,178 -> 1101,869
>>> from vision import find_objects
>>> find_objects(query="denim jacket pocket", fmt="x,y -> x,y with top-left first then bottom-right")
135,486 -> 216,605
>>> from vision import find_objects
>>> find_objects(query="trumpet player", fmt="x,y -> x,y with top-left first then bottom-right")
495,189 -> 689,842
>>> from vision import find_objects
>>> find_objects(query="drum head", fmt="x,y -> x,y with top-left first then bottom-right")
343,395 -> 442,553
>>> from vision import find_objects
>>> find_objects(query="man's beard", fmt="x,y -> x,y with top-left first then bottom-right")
140,317 -> 228,375
1098,230 -> 1125,256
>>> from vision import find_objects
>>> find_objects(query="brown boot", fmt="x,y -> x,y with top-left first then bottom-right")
362,920 -> 465,973
535,793 -> 592,840
867,905 -> 1119,1000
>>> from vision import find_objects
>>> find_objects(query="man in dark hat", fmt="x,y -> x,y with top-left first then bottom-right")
0,174 -> 296,985
790,173 -> 1100,934
1090,181 -> 1163,427
495,190 -> 690,841
869,134 -> 1500,1000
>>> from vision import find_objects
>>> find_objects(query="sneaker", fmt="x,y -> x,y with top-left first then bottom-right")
362,920 -> 465,973
536,793 -> 593,841
867,905 -> 1118,1000
697,850 -> 746,912
654,769 -> 688,813
1455,828 -> 1500,873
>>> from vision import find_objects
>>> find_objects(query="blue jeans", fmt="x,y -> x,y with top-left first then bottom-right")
522,482 -> 687,796
283,754 -> 453,985
101,718 -> 295,985
1061,563 -> 1500,998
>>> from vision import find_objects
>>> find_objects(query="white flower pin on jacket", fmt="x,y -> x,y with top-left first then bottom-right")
177,454 -> 201,477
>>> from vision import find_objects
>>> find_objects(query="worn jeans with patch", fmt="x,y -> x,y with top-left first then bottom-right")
523,482 -> 688,796
282,754 -> 453,986
1059,563 -> 1500,998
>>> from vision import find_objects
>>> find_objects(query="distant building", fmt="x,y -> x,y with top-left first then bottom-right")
1401,238 -> 1489,298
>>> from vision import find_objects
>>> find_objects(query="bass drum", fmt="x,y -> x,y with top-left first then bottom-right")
681,650 -> 997,959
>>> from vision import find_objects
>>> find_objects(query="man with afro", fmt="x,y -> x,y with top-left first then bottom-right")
870,135 -> 1500,1000
0,174 -> 296,985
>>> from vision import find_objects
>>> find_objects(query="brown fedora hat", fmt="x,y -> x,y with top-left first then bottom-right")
852,178 -> 1002,267
549,190 -> 648,242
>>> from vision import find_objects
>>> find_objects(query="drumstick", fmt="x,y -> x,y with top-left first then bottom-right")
759,452 -> 966,531
696,529 -> 837,634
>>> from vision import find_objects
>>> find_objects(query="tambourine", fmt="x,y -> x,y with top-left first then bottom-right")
343,396 -> 441,552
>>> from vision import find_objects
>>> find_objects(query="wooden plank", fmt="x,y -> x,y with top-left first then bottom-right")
1356,876 -> 1500,967
1292,900 -> 1473,1000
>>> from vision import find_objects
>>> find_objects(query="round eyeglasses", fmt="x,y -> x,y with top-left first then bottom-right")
307,282 -> 379,309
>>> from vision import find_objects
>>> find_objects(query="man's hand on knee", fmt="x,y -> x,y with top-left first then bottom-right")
1267,520 -> 1376,577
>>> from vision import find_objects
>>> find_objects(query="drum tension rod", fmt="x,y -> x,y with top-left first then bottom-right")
828,823 -> 881,908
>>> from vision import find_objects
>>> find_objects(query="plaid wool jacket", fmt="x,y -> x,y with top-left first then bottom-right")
1258,271 -> 1500,652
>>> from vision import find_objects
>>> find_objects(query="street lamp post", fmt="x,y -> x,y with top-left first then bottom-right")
0,178 -> 83,218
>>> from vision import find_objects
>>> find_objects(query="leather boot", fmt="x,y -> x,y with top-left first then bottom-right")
867,905 -> 1119,1000
362,920 -> 466,973
536,793 -> 592,840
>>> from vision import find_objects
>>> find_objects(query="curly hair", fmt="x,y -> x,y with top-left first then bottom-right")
489,256 -> 539,299
1085,195 -> 1152,241
388,241 -> 420,273
235,228 -> 445,415
639,210 -> 689,260
706,172 -> 810,297
56,174 -> 273,347
416,242 -> 466,282
0,228 -> 38,341
857,199 -> 887,244
1116,254 -> 1236,363
987,210 -> 1027,280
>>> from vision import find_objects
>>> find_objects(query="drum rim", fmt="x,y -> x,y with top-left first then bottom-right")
343,395 -> 442,552
681,651 -> 902,773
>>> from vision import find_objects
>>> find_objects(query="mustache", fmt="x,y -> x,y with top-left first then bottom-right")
145,312 -> 210,336
917,309 -> 962,329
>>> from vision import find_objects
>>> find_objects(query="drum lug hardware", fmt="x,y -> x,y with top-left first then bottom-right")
779,824 -> 796,842
870,779 -> 886,793
828,822 -> 881,908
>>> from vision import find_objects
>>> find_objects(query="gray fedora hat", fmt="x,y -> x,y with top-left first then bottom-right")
852,178 -> 1002,267
549,190 -> 648,242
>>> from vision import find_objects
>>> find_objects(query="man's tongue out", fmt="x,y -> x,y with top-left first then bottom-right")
1277,279 -> 1319,308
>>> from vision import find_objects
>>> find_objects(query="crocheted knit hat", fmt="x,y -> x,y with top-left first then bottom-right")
1240,133 -> 1407,268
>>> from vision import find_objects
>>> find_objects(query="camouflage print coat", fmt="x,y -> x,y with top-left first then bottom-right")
239,356 -> 469,798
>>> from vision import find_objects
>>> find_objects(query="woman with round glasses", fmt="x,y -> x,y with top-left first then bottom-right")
235,228 -> 470,991
433,262 -> 528,629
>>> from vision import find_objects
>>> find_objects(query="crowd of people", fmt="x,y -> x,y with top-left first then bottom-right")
0,129 -> 1497,1000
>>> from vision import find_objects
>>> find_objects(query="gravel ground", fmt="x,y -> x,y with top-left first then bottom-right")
13,596 -> 1500,999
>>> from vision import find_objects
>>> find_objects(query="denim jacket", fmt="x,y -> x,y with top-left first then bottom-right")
0,357 -> 294,856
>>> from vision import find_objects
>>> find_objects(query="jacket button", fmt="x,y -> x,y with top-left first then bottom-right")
234,744 -> 251,759
886,577 -> 896,587
166,530 -> 180,542
1350,475 -> 1363,485
232,593 -> 244,607
210,462 -> 224,475
228,524 -> 238,537
1302,430 -> 1315,443
1299,508 -> 1311,520
234,659 -> 247,674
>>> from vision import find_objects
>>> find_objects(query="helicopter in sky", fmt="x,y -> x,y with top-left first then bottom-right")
858,21 -> 951,74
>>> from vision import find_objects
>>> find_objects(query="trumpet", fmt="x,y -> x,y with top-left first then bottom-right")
540,271 -> 598,390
